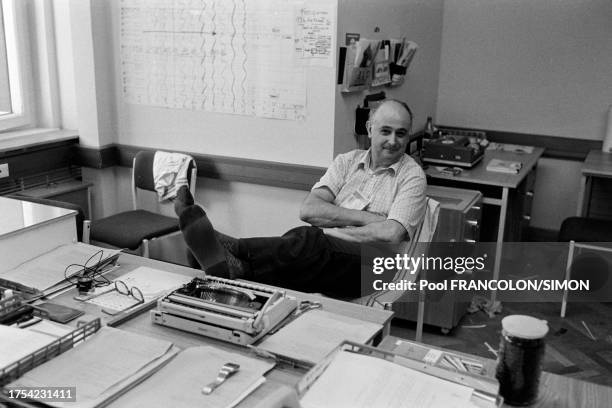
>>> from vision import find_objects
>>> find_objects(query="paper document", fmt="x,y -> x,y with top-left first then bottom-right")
257,309 -> 381,365
300,350 -> 476,408
26,319 -> 74,339
109,346 -> 275,408
294,1 -> 336,66
0,325 -> 56,370
86,266 -> 193,312
0,243 -> 121,291
9,326 -> 176,408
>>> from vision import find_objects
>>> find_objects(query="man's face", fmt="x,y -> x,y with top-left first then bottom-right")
368,102 -> 411,168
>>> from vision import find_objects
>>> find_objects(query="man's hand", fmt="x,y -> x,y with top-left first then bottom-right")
300,187 -> 385,228
323,220 -> 407,244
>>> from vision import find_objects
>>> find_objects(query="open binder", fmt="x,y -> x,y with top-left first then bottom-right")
297,341 -> 502,408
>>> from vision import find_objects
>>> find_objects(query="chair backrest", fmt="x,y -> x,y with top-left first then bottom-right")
353,197 -> 441,309
131,151 -> 197,210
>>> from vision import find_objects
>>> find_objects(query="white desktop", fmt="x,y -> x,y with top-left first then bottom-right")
0,197 -> 77,273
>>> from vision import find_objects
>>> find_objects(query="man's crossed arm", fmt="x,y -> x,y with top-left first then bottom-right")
300,187 -> 407,243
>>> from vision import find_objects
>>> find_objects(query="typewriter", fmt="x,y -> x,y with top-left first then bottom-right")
152,277 -> 298,346
422,134 -> 485,168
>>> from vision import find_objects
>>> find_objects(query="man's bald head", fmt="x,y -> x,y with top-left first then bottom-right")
369,100 -> 413,132
367,100 -> 413,169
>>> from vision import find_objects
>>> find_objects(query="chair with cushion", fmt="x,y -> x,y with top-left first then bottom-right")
352,198 -> 440,340
558,217 -> 612,243
558,216 -> 612,317
86,151 -> 196,258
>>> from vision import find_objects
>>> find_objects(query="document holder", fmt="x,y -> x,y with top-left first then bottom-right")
0,319 -> 101,389
296,341 -> 502,408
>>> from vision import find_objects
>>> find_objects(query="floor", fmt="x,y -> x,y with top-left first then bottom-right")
390,301 -> 612,387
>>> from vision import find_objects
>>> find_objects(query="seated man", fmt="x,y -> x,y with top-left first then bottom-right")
174,99 -> 427,298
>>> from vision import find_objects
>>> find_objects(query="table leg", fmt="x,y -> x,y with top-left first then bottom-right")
490,187 -> 509,305
86,186 -> 93,220
560,241 -> 575,318
416,288 -> 425,343
576,175 -> 587,216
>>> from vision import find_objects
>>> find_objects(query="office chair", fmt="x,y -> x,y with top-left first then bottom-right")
85,151 -> 197,258
352,198 -> 440,341
5,194 -> 87,242
558,216 -> 612,317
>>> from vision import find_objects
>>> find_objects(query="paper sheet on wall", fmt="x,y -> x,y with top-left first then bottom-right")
119,0 -> 337,120
294,1 -> 336,66
300,350 -> 477,408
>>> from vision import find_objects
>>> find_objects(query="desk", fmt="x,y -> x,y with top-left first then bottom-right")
426,147 -> 544,304
13,180 -> 93,220
47,253 -> 393,407
577,150 -> 612,217
378,335 -> 612,408
0,197 -> 76,274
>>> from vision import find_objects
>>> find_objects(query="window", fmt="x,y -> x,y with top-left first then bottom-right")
0,0 -> 33,132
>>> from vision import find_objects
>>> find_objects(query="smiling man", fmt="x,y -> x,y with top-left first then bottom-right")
175,99 -> 427,297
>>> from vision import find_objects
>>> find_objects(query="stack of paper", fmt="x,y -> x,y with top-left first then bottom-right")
486,158 -> 523,174
0,325 -> 57,370
0,243 -> 121,292
109,346 -> 275,408
8,327 -> 178,408
300,350 -> 477,408
256,309 -> 381,365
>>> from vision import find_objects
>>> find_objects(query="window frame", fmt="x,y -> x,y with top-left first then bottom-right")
0,0 -> 34,132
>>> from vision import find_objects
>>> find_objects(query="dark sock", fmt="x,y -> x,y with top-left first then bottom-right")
216,232 -> 250,279
215,231 -> 241,257
173,185 -> 195,217
179,205 -> 229,278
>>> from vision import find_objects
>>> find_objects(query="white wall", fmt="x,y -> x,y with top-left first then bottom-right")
334,0 -> 444,155
53,0 -> 78,130
103,166 -> 308,238
436,0 -> 612,230
437,0 -> 612,139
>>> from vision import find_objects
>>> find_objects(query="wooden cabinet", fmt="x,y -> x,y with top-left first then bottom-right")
392,186 -> 483,332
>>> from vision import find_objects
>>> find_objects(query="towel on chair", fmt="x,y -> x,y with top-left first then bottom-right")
153,152 -> 194,201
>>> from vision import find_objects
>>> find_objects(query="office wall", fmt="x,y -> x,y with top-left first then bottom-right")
334,0 -> 444,155
53,0 -> 78,130
81,0 -> 444,237
105,167 -> 308,238
436,0 -> 612,230
437,0 -> 612,140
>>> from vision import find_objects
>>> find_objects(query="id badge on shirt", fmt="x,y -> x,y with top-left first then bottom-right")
343,190 -> 370,211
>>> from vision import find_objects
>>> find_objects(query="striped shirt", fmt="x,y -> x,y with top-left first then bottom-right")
312,149 -> 427,239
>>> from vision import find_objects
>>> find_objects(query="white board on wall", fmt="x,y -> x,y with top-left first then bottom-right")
112,0 -> 338,166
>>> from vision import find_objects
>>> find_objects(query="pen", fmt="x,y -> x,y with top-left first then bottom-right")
16,317 -> 42,328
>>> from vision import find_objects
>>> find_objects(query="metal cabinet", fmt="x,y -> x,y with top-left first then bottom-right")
392,185 -> 483,332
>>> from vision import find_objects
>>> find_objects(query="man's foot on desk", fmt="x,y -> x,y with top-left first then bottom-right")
179,205 -> 249,279
174,185 -> 195,217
